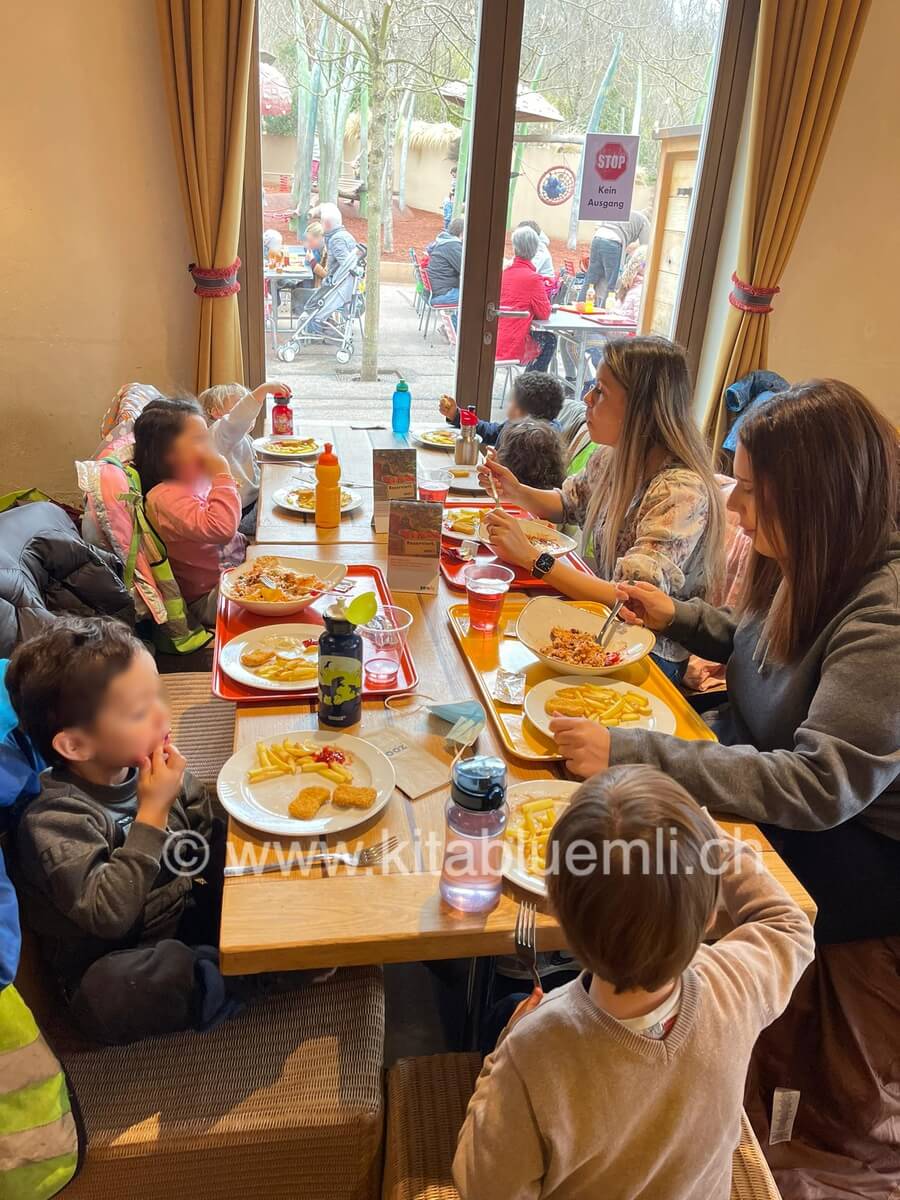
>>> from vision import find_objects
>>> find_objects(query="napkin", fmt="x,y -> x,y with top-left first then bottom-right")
428,699 -> 486,748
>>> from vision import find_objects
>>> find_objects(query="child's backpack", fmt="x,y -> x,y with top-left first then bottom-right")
94,381 -> 165,461
76,457 -> 211,655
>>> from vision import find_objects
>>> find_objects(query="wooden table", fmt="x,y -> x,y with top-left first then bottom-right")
218,543 -> 816,975
255,422 -> 453,545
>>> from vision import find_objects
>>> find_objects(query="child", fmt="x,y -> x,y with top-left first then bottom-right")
133,398 -> 246,629
454,765 -> 814,1199
495,416 -> 565,490
199,380 -> 290,533
304,220 -> 327,285
7,618 -> 234,1045
439,371 -> 564,448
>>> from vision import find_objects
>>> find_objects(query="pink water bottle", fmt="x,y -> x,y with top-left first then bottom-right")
440,756 -> 508,913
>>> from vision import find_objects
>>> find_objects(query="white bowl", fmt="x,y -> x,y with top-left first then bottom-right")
515,595 -> 655,675
220,555 -> 347,616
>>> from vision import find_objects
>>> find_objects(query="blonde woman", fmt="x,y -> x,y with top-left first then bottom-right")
481,336 -> 724,680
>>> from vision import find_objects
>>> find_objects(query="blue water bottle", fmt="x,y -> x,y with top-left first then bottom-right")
391,379 -> 411,436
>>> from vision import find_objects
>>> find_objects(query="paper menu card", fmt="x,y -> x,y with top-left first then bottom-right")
373,448 -> 417,532
387,500 -> 442,595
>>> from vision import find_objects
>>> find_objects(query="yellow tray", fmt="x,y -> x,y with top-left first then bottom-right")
448,596 -> 717,763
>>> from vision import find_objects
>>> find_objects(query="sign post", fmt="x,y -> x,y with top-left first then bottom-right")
578,134 -> 639,222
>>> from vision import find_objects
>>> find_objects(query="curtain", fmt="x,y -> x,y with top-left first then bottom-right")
704,0 -> 870,445
157,0 -> 256,392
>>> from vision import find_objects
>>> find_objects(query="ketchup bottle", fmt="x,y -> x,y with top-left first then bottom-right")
271,387 -> 293,436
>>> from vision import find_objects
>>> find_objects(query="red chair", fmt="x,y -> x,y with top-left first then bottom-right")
418,262 -> 458,339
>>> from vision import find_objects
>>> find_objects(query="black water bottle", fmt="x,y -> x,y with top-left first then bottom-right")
317,602 -> 363,728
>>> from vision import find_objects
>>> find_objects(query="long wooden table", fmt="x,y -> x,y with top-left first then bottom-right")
218,541 -> 816,975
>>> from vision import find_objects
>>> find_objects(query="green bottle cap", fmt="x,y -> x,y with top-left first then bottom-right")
395,380 -> 409,392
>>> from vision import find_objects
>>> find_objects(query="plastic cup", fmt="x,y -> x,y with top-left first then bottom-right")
418,469 -> 452,505
464,564 -> 515,633
361,605 -> 414,688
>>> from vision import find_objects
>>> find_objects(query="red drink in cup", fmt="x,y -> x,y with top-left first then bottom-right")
418,469 -> 452,505
464,564 -> 515,633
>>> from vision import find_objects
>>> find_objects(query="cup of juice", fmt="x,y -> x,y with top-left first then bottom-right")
464,564 -> 515,633
418,469 -> 452,505
360,605 -> 414,688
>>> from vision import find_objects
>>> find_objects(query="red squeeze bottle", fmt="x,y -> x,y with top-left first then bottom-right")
271,388 -> 293,436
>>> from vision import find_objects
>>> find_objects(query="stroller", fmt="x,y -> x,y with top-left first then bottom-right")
276,242 -> 367,365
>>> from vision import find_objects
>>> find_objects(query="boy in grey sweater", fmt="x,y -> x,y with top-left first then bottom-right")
7,617 -> 232,1044
454,766 -> 814,1200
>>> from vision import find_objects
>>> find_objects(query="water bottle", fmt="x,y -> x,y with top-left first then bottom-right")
391,379 -> 411,436
454,406 -> 479,466
318,601 -> 363,729
439,755 -> 508,913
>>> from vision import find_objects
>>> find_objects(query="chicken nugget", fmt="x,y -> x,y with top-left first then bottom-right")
288,786 -> 330,820
331,784 -> 377,810
241,647 -> 277,668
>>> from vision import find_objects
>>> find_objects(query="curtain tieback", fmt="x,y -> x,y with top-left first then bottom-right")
188,257 -> 241,298
728,272 -> 779,314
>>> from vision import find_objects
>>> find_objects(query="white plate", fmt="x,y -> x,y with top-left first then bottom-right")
273,486 -> 362,515
253,435 -> 322,459
480,518 -> 576,560
219,623 -> 321,692
516,595 -> 655,675
525,676 -> 677,740
502,779 -> 580,897
411,427 -> 459,451
441,508 -> 485,542
220,555 -> 347,616
217,731 -> 396,837
447,466 -> 486,494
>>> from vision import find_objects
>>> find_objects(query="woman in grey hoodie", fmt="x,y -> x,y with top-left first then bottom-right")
551,380 -> 899,943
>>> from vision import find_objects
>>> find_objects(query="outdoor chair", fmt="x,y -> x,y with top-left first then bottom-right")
493,359 -> 523,406
418,262 -> 459,339
381,1053 -> 784,1200
409,247 -> 426,316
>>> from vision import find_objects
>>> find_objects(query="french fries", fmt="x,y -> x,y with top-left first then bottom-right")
246,739 -> 355,785
444,508 -> 482,536
251,658 -> 317,683
504,796 -> 567,876
544,684 -> 651,727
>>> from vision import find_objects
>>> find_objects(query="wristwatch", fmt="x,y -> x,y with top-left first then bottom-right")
532,552 -> 556,580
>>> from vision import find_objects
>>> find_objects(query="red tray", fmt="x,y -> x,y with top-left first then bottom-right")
211,563 -> 418,704
440,500 -> 594,591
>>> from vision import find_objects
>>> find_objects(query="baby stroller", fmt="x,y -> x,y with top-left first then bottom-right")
276,242 -> 367,365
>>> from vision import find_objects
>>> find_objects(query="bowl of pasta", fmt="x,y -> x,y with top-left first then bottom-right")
515,595 -> 655,675
220,555 -> 347,616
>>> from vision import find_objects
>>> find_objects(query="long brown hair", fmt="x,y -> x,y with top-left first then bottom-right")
583,336 -> 724,589
739,379 -> 898,662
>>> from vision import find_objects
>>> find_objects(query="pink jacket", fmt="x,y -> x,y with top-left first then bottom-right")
146,474 -> 246,603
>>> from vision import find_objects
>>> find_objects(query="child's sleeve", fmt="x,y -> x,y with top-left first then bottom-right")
213,393 -> 262,452
0,847 -> 21,989
154,477 -> 242,544
453,1038 -> 545,1200
474,418 -> 504,446
181,770 -> 214,839
697,838 -> 815,1030
17,797 -> 168,941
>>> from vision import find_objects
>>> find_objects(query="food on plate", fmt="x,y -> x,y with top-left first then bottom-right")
449,466 -> 473,478
285,487 -> 353,511
247,739 -> 355,784
262,437 -> 319,456
288,786 -> 330,820
420,429 -> 457,446
539,625 -> 624,668
544,684 -> 651,726
331,784 -> 377,810
239,634 -> 318,682
444,508 -> 482,536
526,532 -> 563,552
228,557 -> 328,603
505,796 -> 568,876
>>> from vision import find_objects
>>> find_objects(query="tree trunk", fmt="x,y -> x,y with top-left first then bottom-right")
358,84 -> 369,217
382,101 -> 397,253
453,79 -> 474,219
291,1 -> 317,233
361,64 -> 386,382
397,89 -> 413,212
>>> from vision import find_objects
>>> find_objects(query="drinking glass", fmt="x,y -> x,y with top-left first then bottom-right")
360,605 -> 414,687
464,564 -> 515,633
418,469 -> 452,505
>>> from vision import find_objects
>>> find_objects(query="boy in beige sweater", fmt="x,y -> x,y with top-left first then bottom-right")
453,765 -> 814,1200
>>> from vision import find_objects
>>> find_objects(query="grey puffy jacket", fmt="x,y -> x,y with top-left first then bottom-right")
0,502 -> 135,656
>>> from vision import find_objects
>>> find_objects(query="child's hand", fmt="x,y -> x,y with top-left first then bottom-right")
252,381 -> 292,403
201,448 -> 232,478
548,717 -> 610,779
137,742 -> 187,830
439,394 -> 458,421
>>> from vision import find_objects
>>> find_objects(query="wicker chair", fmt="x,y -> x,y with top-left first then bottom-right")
58,968 -> 386,1200
382,1053 -> 783,1200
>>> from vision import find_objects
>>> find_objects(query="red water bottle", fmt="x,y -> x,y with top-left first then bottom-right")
271,387 -> 293,436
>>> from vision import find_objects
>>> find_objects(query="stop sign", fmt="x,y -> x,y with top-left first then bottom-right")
594,141 -> 629,182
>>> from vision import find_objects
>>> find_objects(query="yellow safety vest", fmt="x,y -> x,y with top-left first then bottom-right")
0,984 -> 77,1199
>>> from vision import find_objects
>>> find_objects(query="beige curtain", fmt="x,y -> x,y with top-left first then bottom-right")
157,0 -> 256,392
704,0 -> 870,444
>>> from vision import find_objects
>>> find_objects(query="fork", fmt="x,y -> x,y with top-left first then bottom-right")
514,900 -> 542,993
595,598 -> 624,648
224,835 -> 399,877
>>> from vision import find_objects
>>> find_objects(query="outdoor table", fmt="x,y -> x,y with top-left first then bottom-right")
265,261 -> 314,350
532,310 -> 638,399
218,541 -> 816,976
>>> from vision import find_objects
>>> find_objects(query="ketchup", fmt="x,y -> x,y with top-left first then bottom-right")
315,746 -> 347,765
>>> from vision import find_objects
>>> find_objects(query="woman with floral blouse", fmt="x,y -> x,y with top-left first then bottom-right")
481,336 -> 725,680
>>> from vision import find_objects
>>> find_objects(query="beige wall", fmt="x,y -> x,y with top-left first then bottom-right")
768,0 -> 899,423
0,0 -> 197,500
